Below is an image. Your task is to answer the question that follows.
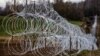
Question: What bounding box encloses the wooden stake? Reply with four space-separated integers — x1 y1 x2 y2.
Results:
45 38 46 47
69 36 72 56
14 0 16 12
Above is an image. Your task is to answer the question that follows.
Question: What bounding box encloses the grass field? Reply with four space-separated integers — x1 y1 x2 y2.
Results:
0 16 82 36
1 16 100 56
0 16 10 36
0 16 7 36
69 20 82 26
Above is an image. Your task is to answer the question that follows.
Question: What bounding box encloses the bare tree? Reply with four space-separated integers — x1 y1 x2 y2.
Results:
84 0 100 16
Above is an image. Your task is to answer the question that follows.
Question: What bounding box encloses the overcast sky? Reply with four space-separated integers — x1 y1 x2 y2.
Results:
0 0 84 8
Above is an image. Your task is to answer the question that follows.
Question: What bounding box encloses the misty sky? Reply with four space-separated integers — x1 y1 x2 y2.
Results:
0 0 84 8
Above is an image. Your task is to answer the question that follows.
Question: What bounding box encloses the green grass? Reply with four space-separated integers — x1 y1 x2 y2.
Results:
0 16 100 56
0 16 28 36
77 50 100 56
0 16 82 36
0 16 8 36
69 20 82 26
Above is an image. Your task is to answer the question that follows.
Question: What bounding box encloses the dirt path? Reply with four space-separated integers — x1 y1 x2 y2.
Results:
0 36 11 43
0 36 10 39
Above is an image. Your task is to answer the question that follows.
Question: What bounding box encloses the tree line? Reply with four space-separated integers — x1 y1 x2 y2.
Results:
53 0 100 21
0 0 100 21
